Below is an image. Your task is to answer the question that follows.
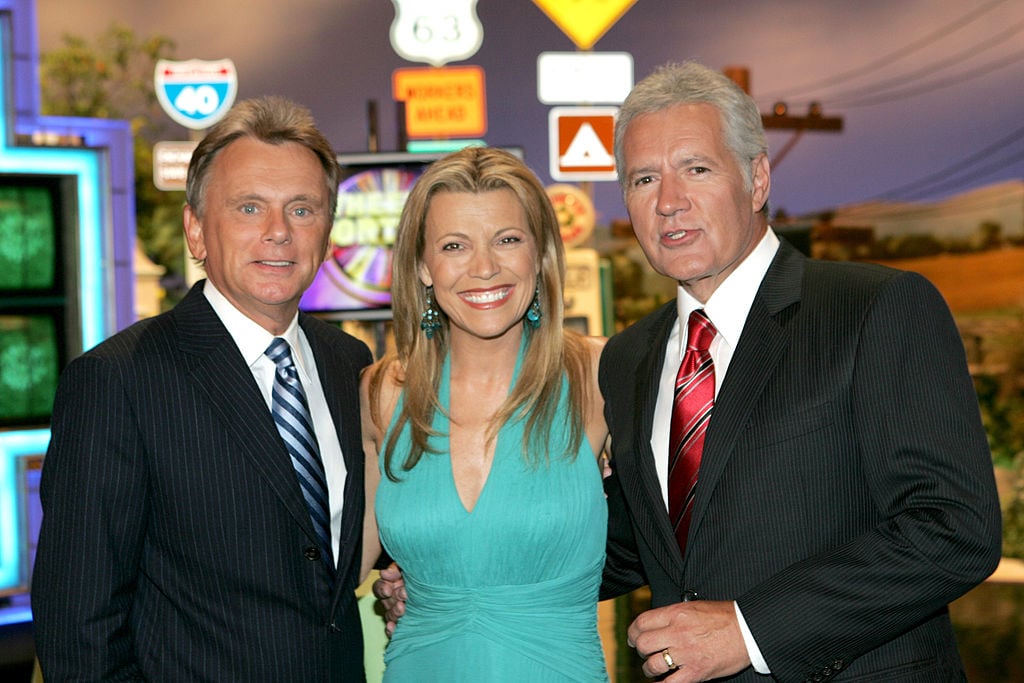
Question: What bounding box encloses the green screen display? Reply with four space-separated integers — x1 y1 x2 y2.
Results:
0 314 60 425
0 185 58 291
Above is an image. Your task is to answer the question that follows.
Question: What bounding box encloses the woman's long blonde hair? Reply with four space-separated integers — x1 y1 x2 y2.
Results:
369 147 592 480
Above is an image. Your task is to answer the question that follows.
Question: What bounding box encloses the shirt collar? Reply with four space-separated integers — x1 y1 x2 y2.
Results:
675 227 780 352
201 280 307 373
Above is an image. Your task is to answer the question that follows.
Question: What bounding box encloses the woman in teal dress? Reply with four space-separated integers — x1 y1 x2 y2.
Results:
360 147 610 681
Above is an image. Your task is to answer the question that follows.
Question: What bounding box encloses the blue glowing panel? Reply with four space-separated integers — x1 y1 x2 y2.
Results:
0 25 106 351
0 429 48 595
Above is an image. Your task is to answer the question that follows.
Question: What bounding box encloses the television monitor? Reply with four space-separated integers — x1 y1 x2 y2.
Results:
0 173 78 427
0 311 64 427
0 175 67 294
300 148 523 320
300 151 446 320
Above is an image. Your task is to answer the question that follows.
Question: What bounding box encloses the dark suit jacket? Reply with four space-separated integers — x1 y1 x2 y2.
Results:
600 240 1002 682
32 281 373 682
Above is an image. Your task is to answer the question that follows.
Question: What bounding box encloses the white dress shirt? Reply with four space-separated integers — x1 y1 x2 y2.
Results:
203 281 347 563
649 228 780 675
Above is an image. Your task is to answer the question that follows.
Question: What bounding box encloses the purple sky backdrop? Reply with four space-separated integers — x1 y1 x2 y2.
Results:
35 0 1024 227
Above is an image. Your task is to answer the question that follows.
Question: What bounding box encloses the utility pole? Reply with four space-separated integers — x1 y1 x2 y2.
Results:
724 66 843 166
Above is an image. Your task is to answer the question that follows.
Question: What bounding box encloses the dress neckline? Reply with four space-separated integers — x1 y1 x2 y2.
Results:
437 342 525 515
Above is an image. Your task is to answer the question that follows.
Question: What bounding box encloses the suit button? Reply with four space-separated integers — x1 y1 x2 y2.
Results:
832 659 844 670
304 546 321 561
681 590 699 602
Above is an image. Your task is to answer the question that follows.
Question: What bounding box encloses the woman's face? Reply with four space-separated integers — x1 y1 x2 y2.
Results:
418 189 539 342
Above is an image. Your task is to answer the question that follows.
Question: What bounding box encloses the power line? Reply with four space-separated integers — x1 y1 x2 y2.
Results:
891 147 1024 201
829 46 1024 108
756 0 1010 102
787 17 1024 109
873 122 1024 200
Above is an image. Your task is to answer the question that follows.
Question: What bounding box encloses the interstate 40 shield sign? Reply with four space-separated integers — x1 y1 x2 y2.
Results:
155 59 238 130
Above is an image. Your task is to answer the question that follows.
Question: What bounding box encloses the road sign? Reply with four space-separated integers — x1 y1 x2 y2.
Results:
155 59 237 130
549 107 617 182
547 183 596 247
532 0 638 50
390 0 483 67
537 52 633 105
393 66 487 139
153 140 198 191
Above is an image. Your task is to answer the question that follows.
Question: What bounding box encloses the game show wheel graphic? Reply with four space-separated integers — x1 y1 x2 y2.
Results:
322 166 424 307
322 243 393 306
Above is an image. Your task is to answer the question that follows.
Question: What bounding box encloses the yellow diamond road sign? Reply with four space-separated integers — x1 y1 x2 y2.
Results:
532 0 638 50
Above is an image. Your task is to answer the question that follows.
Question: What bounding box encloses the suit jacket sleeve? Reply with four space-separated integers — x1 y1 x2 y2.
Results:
32 352 148 681
737 270 1002 680
600 467 647 600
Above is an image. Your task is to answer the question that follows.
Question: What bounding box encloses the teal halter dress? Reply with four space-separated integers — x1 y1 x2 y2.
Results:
375 353 608 682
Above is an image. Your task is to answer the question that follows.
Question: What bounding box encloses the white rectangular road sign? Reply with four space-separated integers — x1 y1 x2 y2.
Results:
153 140 198 191
537 52 633 104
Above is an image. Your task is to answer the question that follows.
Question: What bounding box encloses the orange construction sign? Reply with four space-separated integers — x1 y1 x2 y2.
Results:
392 66 487 139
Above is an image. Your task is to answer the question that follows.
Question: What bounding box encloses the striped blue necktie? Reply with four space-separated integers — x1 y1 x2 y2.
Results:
265 337 334 574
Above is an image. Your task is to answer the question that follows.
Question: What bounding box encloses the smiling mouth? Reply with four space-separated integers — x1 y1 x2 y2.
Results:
665 229 692 240
257 260 294 267
663 226 704 243
460 287 511 304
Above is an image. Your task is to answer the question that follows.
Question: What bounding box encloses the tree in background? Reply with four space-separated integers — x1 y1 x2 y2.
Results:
975 311 1024 559
41 23 188 306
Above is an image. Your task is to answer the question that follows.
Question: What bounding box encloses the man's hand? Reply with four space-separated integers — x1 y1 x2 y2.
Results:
372 563 406 637
627 600 750 681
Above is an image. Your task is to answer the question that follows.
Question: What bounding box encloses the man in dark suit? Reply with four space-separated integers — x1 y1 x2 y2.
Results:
599 61 1003 682
32 96 372 681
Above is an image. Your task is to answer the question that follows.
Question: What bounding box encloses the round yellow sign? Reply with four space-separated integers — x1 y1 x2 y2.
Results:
546 183 596 248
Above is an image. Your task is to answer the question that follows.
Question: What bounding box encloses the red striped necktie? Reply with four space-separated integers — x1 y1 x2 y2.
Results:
668 309 717 556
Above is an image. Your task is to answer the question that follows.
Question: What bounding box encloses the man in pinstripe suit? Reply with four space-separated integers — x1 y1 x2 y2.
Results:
32 97 372 681
599 62 1003 682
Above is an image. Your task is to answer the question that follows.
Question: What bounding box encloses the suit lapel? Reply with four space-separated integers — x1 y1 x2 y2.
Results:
301 316 364 599
619 303 688 582
174 284 318 545
685 242 804 562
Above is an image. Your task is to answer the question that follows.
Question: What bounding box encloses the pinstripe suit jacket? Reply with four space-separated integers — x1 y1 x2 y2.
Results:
32 281 372 682
600 240 1002 682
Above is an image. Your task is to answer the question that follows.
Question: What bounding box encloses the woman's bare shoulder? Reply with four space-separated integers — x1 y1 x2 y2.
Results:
361 357 405 431
361 356 404 387
583 335 607 365
579 335 609 459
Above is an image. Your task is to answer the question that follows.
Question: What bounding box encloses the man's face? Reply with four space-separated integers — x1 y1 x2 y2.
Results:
621 102 770 303
184 137 331 334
